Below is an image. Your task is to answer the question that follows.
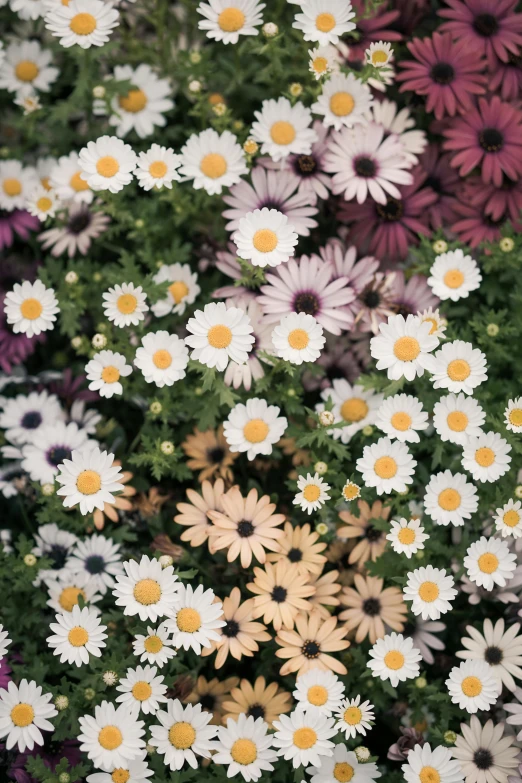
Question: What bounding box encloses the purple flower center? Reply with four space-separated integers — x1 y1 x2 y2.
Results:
294 291 320 316
354 156 377 178
294 154 317 177
362 289 381 308
376 198 404 222
484 645 503 664
48 544 69 568
302 640 320 658
473 749 493 770
46 445 72 467
425 175 442 193
362 597 381 616
271 586 287 603
68 210 92 235
21 411 42 429
473 13 499 37
85 555 105 574
237 520 254 537
207 446 225 464
365 525 383 542
430 62 455 84
259 198 283 211
287 547 302 562
222 619 240 637
479 128 504 152
247 704 265 719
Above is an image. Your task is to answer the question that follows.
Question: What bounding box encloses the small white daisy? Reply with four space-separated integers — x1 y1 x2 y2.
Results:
116 665 168 716
46 571 102 614
505 397 522 433
85 350 132 399
113 555 180 623
49 151 93 204
77 700 146 772
197 0 265 45
179 128 248 195
386 518 428 559
108 64 173 139
427 249 482 302
212 713 278 782
26 186 60 221
185 301 254 371
293 0 356 46
317 380 383 444
3 279 59 338
367 632 422 687
423 470 479 527
311 72 373 131
0 391 63 445
223 397 288 460
293 472 331 515
66 534 124 594
356 437 416 495
251 98 317 162
165 583 225 654
102 282 149 328
446 660 500 714
417 306 447 339
334 696 374 739
47 604 107 667
0 40 58 97
79 136 137 193
86 754 153 783
403 566 458 621
402 742 466 783
149 700 217 770
0 160 38 211
132 625 176 667
0 679 57 752
461 431 512 483
55 447 124 515
134 331 189 387
370 314 439 382
272 708 336 769
307 743 382 783
375 394 428 443
151 264 200 317
0 625 11 659
366 41 394 68
425 340 487 395
234 208 298 268
433 393 486 446
464 535 517 591
45 0 120 49
494 499 522 538
272 312 325 364
135 144 181 191
308 46 340 79
293 670 345 716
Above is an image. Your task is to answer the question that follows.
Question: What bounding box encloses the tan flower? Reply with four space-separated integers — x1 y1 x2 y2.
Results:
151 534 184 561
174 478 227 548
307 569 342 619
275 612 350 676
246 561 315 631
135 486 171 518
339 573 408 644
183 675 239 725
336 499 390 566
93 465 136 530
182 425 237 482
222 677 292 728
267 522 327 576
201 587 271 668
208 486 285 568
326 539 359 586
278 436 312 467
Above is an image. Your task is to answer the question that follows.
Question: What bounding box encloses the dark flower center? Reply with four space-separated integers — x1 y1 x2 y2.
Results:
200 693 215 710
362 597 381 616
365 524 383 542
362 289 381 308
287 547 303 563
302 640 320 658
260 199 282 211
354 156 377 177
84 554 105 574
48 544 69 569
473 748 493 770
507 50 522 67
222 619 240 637
237 520 254 538
295 154 317 176
484 645 503 665
473 13 499 37
425 175 442 193
271 586 288 603
294 292 320 316
21 411 42 429
479 128 504 152
46 446 72 467
430 62 455 84
376 198 404 221
68 210 92 234
207 446 225 464
395 304 412 317
247 704 265 720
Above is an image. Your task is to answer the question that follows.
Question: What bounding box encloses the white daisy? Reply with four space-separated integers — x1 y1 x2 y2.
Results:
307 743 381 783
403 566 457 621
308 46 340 79
85 350 132 399
212 714 278 782
386 518 428 559
234 208 298 268
165 583 225 654
31 523 79 585
293 472 331 514
45 0 120 49
494 499 522 538
317 380 383 444
0 626 11 659
427 249 482 302
505 397 522 433
223 397 288 460
0 160 38 211
3 279 59 339
134 331 189 387
251 98 317 162
26 186 60 221
79 136 137 193
367 632 422 687
132 625 176 667
402 742 465 783
86 754 153 783
0 40 58 97
148 700 217 770
293 0 355 46
197 0 265 45
49 151 93 204
370 99 427 164
46 571 102 614
272 312 325 364
356 437 416 495
425 340 487 395
179 128 248 195
446 660 500 714
185 301 254 371
151 264 200 317
135 144 181 191
107 64 173 139
0 679 57 752
417 306 447 339
464 536 517 591
113 554 180 623
21 420 90 484
375 394 428 443
65 534 124 594
46 604 107 667
0 391 63 445
293 670 345 716
461 431 512 483
311 72 373 131
10 0 46 21
78 700 146 772
55 447 124 515
334 696 374 739
423 470 479 527
370 314 439 382
272 708 336 769
433 393 486 446
366 41 394 68
102 282 148 328
116 665 167 716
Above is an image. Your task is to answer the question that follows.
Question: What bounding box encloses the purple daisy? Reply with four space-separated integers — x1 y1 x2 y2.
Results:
39 204 110 257
418 144 461 230
318 238 380 324
397 32 486 120
222 166 318 237
213 242 250 299
466 174 522 223
44 368 99 404
488 52 522 101
390 271 439 318
450 198 510 247
443 96 522 186
0 210 39 251
394 0 431 36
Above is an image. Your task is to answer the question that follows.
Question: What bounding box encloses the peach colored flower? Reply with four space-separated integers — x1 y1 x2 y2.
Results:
246 560 315 631
174 478 227 548
275 612 350 676
93 466 136 530
336 499 390 566
307 569 342 619
339 573 408 644
267 521 327 576
182 425 237 482
202 587 271 668
184 675 239 725
222 676 292 727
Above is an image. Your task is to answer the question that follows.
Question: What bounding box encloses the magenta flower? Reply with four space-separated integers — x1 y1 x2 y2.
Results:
418 144 461 230
467 174 522 223
443 97 522 186
450 199 511 247
213 242 250 300
390 271 439 318
0 210 39 251
488 53 522 101
397 32 486 119
318 238 379 324
439 0 522 69
44 368 99 404
393 0 431 36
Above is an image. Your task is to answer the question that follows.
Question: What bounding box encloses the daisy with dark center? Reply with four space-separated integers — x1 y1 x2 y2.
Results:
181 427 237 483
488 49 522 101
354 271 398 335
184 675 240 725
307 570 342 619
418 144 461 230
175 478 226 549
222 677 292 727
39 203 110 258
336 499 390 567
267 522 327 576
467 173 522 224
457 618 522 692
246 561 315 631
339 574 408 643
450 198 511 247
452 715 519 783
21 420 90 484
65 534 123 595
275 612 350 676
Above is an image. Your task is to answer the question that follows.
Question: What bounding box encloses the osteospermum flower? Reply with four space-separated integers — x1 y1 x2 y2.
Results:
427 249 482 301
174 478 227 547
213 713 278 782
452 714 520 783
461 431 512 483
233 208 298 268
102 282 148 328
293 472 331 514
433 393 486 445
402 742 466 783
505 397 522 432
356 437 416 495
179 128 248 195
0 390 63 446
386 518 428 559
292 0 356 46
46 604 107 667
77 700 145 772
185 301 254 372
307 743 382 783
0 679 57 752
494 499 522 538
134 331 189 387
132 625 176 667
20 420 90 485
456 618 522 693
116 665 168 716
251 98 317 162
107 64 173 139
38 203 110 257
275 613 350 676
44 0 120 49
272 312 325 365
370 314 439 382
0 40 58 97
113 554 180 623
463 536 517 591
423 470 479 527
85 350 132 399
268 521 327 577
3 279 59 338
55 447 124 515
339 573 407 644
335 696 375 740
221 677 291 728
446 660 500 714
202 587 270 668
149 699 217 770
65 534 124 594
79 136 137 193
151 263 200 317
312 72 373 131
272 708 336 769
375 394 428 444
425 340 487 395
197 0 265 44
135 145 181 191
403 566 458 621
223 398 287 461
367 632 422 687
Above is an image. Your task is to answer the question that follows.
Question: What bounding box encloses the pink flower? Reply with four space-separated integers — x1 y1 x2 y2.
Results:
450 199 510 247
418 144 461 230
318 238 380 325
0 210 39 251
390 271 439 318
487 54 522 101
466 174 522 223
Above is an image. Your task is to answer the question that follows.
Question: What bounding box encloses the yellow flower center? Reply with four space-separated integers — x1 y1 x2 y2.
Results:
252 228 278 253
132 681 152 701
438 488 461 511
374 456 397 479
3 178 22 197
112 770 130 783
390 412 412 431
334 762 354 783
101 365 120 384
20 298 43 320
423 317 439 335
243 419 269 443
341 397 368 422
447 411 468 431
293 727 317 749
209 92 224 105
398 527 415 545
168 281 189 303
149 160 168 179
343 483 359 500
419 767 441 783
288 328 309 350
133 579 161 605
509 408 522 426
76 469 102 495
169 721 196 749
176 607 201 633
70 171 89 192
144 635 163 653
307 685 328 706
371 50 388 65
393 336 420 362
207 324 232 348
270 121 296 146
68 626 89 647
98 725 123 750
478 553 499 574
330 91 355 117
503 510 520 528
59 586 86 612
116 293 137 314
418 581 440 602
96 156 120 179
70 12 97 35
461 676 482 697
153 349 172 369
313 56 328 73
443 269 465 289
218 7 245 32
15 60 39 82
447 359 470 382
119 89 147 113
303 484 321 503
11 703 35 727
36 196 53 212
41 177 51 190
315 12 336 32
343 706 362 725
200 153 227 179
475 447 495 467
384 650 405 670
231 738 258 765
